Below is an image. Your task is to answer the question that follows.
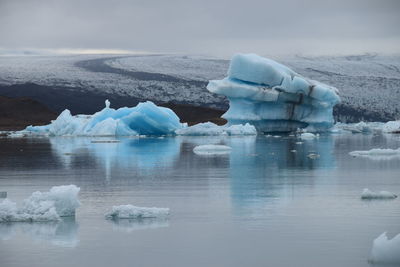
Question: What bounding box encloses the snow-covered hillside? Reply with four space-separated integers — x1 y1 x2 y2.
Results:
0 54 399 121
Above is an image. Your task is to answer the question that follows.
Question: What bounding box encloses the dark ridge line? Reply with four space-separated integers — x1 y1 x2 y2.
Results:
75 56 208 87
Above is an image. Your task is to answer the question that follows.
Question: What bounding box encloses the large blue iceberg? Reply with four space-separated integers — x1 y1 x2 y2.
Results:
24 100 185 136
207 54 341 132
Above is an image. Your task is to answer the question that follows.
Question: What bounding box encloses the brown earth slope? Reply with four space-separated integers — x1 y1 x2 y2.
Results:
0 96 57 131
0 94 226 131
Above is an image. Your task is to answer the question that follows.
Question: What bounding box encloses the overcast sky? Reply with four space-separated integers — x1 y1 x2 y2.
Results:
0 0 399 57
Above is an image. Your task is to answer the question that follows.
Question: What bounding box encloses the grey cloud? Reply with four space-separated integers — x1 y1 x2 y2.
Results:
0 0 399 56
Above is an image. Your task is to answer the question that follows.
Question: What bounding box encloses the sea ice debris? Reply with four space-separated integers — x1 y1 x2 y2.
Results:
349 148 400 160
382 120 400 133
370 232 400 264
300 132 316 139
361 188 397 200
175 122 256 136
105 204 170 219
0 185 80 222
193 144 232 155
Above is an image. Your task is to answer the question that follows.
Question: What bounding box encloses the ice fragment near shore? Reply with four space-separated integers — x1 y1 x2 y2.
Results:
0 185 80 222
207 54 340 132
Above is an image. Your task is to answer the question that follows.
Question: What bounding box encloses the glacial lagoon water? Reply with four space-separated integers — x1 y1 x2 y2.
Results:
0 133 399 267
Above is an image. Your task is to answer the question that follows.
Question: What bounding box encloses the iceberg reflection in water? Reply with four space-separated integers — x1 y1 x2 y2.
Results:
0 133 399 267
108 218 169 233
226 135 336 220
0 217 79 247
48 136 181 180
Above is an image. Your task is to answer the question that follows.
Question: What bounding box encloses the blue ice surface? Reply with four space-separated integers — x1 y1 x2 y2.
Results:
24 100 185 136
208 53 341 133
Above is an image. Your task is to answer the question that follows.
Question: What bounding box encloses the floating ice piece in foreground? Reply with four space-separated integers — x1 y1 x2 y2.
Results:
361 189 397 200
207 54 340 132
370 232 400 264
175 122 256 136
349 148 400 160
0 185 80 222
105 205 169 219
300 132 317 140
23 100 184 136
193 144 232 155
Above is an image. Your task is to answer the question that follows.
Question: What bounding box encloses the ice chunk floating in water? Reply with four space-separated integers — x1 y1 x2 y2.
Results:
349 148 400 160
193 145 232 156
382 120 400 133
175 122 256 136
0 185 80 222
105 205 169 219
23 100 184 136
370 232 400 264
361 189 397 200
207 54 340 132
300 132 317 140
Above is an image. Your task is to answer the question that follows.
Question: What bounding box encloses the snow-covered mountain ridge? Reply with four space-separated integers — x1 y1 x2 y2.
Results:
0 54 398 122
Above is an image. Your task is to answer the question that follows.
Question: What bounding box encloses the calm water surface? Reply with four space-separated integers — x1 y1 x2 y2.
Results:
0 133 399 267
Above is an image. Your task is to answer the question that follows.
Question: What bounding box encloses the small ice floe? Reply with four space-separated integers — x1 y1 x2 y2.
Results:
90 140 120 143
7 132 25 138
369 232 400 265
382 120 400 133
300 132 317 140
296 141 303 145
290 150 297 153
193 144 232 156
349 148 400 160
307 153 320 159
105 204 169 220
361 188 397 200
175 122 256 136
0 185 80 222
335 121 372 133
